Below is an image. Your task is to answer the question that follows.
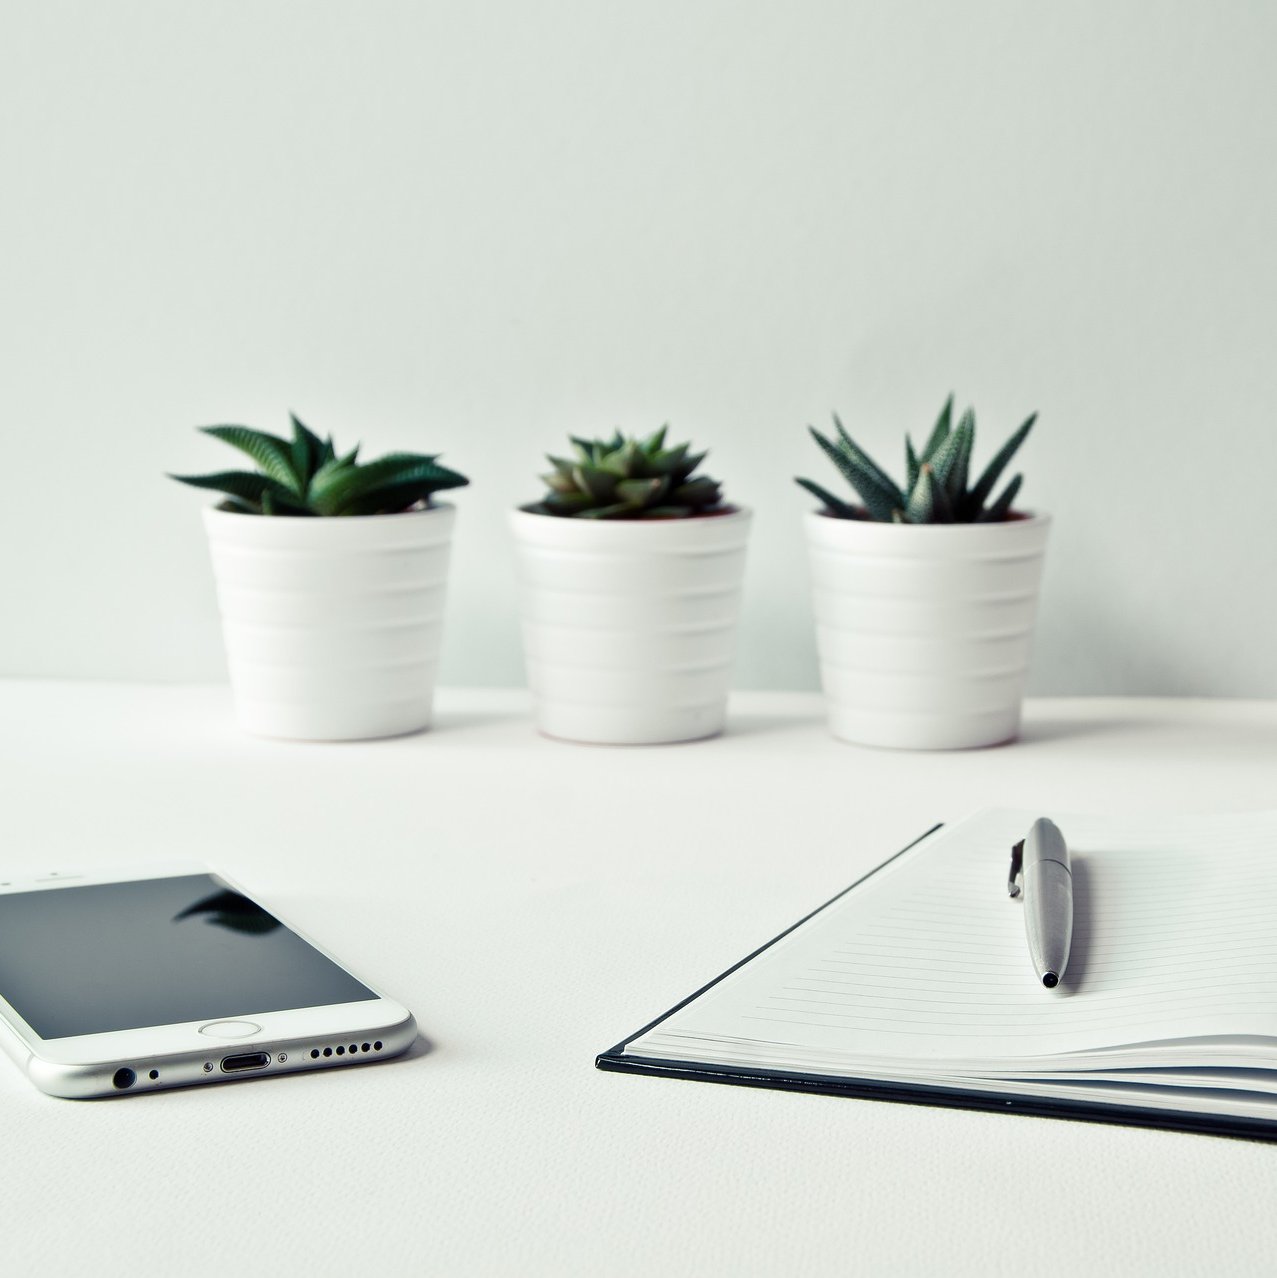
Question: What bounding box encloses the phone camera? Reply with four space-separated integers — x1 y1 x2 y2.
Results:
112 1068 136 1090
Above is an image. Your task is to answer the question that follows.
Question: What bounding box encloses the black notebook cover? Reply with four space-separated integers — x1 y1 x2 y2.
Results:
596 825 1277 1143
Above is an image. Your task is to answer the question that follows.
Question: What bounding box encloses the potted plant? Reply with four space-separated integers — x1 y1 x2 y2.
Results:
796 397 1047 749
510 428 750 744
171 415 469 741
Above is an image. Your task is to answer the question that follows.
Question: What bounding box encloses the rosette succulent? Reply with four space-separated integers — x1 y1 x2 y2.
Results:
796 396 1036 523
169 414 469 516
526 427 727 519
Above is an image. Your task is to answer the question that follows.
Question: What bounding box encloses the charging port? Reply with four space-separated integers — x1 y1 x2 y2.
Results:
220 1052 270 1073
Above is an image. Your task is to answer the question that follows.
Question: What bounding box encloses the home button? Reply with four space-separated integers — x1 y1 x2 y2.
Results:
199 1020 262 1039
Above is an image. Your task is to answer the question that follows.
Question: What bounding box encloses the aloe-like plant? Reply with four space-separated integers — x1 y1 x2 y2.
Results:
796 396 1036 523
169 414 469 516
527 427 727 519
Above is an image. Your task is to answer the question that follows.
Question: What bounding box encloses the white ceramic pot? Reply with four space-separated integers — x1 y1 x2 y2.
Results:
805 512 1050 749
202 504 455 740
510 507 752 744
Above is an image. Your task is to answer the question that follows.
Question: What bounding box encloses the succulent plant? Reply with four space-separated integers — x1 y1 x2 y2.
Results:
170 415 469 516
796 396 1036 523
527 427 727 519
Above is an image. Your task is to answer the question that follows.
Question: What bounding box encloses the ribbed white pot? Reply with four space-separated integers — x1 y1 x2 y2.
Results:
806 511 1051 750
202 504 455 741
510 507 752 744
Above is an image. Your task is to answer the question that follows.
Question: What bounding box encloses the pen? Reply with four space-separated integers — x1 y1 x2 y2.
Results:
1008 817 1073 989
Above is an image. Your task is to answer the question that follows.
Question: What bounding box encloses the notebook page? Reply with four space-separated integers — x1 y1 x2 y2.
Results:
629 809 1277 1073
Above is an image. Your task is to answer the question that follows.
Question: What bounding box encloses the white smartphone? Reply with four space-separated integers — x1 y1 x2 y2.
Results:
0 863 416 1098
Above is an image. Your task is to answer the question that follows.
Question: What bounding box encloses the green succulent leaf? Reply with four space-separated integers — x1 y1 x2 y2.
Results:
904 464 937 523
571 463 619 504
289 413 326 492
930 472 954 521
831 415 907 509
669 477 720 506
616 476 669 507
310 454 463 516
673 450 705 481
341 471 468 515
978 472 1023 522
795 476 860 518
808 426 900 522
649 444 691 478
541 491 598 515
928 410 973 500
808 397 1036 524
168 469 308 513
171 417 468 517
919 395 954 464
905 464 952 523
598 440 641 478
200 426 301 494
541 466 579 495
528 428 725 519
576 501 643 519
949 409 974 501
968 413 1036 516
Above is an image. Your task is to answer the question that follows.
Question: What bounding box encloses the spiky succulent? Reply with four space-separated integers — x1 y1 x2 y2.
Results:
527 427 726 519
170 414 469 516
796 396 1036 523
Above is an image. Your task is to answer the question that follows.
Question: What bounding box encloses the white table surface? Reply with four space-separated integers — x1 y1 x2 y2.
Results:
3 683 1276 1277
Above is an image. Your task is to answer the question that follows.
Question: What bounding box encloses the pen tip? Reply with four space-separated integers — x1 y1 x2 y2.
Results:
1042 972 1059 989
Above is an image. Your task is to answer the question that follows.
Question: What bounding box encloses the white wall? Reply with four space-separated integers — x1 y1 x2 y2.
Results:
3 1 1275 695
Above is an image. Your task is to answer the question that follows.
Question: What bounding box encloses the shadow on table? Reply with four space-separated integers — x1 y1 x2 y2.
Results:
401 1033 436 1062
1016 715 1147 746
722 711 1147 748
720 711 824 740
429 707 530 737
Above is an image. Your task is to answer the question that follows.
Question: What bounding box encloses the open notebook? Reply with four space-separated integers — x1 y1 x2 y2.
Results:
598 809 1277 1140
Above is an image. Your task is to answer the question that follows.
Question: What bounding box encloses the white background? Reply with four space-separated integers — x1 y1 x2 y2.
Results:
3 1 1275 695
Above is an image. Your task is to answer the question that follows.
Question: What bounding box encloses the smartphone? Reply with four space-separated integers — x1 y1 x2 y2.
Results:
0 864 416 1098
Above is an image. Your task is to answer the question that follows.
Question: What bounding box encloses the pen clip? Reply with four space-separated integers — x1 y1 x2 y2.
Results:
1008 840 1024 898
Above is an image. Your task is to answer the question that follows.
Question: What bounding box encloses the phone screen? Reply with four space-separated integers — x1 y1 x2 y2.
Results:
0 874 377 1038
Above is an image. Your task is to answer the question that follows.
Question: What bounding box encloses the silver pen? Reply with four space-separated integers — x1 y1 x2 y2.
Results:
1008 817 1073 989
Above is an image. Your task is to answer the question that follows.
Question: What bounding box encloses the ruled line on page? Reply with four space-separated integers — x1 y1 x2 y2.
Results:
628 809 1277 1066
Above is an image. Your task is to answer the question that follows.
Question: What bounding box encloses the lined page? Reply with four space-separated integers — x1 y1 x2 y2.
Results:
629 810 1277 1073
